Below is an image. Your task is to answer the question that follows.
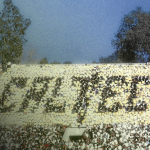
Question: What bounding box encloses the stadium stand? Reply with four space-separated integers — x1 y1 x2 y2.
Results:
1 63 150 149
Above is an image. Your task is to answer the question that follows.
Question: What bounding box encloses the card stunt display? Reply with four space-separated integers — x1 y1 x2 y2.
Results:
0 63 150 127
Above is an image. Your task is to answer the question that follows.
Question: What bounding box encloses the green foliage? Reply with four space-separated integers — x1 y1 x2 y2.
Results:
0 0 31 65
111 7 150 63
92 61 97 64
39 57 48 64
63 61 72 64
99 51 118 63
50 61 61 64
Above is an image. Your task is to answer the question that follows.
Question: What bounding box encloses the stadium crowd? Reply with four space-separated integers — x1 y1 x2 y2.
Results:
1 122 150 150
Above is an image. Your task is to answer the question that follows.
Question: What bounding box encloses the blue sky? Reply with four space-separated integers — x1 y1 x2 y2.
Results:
1 0 150 64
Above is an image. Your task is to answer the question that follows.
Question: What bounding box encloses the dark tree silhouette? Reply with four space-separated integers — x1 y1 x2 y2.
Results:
99 51 118 63
39 57 48 64
0 0 31 71
111 7 150 63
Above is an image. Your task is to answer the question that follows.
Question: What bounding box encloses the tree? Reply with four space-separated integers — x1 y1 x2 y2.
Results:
111 7 150 63
0 0 31 69
19 45 41 64
63 61 72 64
92 61 97 64
99 51 118 63
39 57 48 64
